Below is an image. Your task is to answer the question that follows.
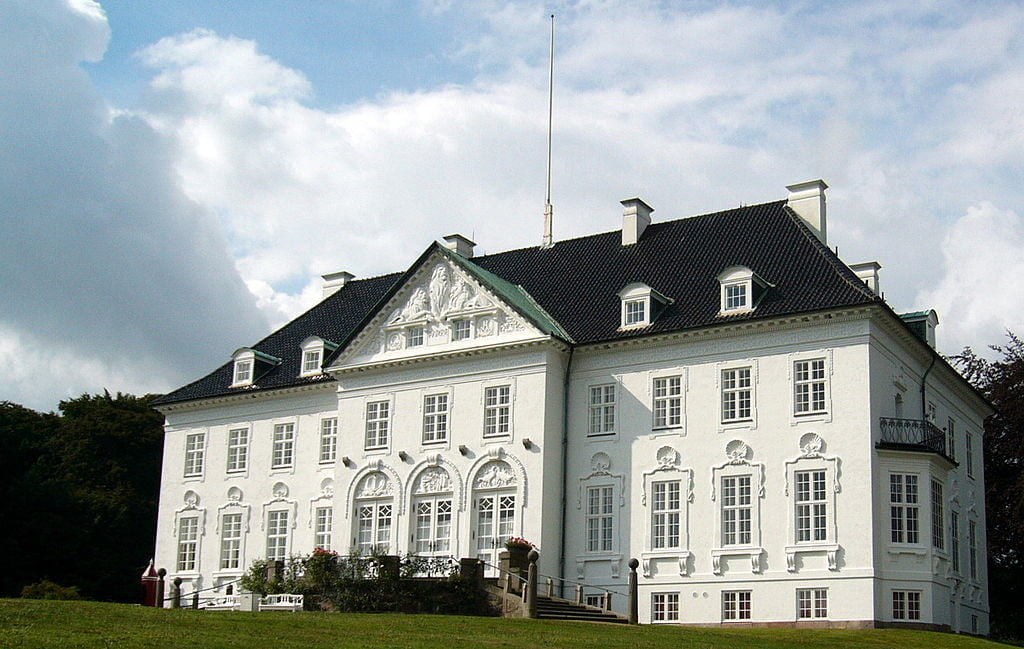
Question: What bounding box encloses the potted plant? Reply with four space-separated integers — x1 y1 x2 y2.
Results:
504 537 534 570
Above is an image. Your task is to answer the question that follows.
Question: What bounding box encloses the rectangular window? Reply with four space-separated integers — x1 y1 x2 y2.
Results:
220 513 242 570
184 432 205 477
651 480 681 549
722 475 752 546
483 386 511 437
272 423 295 469
423 394 449 443
452 319 471 341
797 588 828 619
652 593 680 621
365 401 390 449
721 367 752 422
408 326 424 347
965 432 974 478
588 384 616 436
969 520 978 580
226 428 248 473
315 506 333 551
890 473 920 544
177 517 198 571
652 376 682 428
266 510 289 561
724 283 748 311
946 418 956 460
722 591 751 620
302 349 321 374
795 470 827 542
234 359 252 384
794 359 827 414
585 594 604 608
951 511 961 573
892 591 921 620
931 479 944 550
358 502 393 553
319 418 337 463
624 299 646 326
586 486 614 553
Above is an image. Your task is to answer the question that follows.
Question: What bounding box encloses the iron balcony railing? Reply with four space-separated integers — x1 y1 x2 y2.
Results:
877 417 947 457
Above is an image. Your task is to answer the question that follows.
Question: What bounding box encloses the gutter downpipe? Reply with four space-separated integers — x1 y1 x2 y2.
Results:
921 353 937 424
558 346 574 599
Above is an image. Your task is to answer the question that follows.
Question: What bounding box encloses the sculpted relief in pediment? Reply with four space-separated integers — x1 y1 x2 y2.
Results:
390 264 494 326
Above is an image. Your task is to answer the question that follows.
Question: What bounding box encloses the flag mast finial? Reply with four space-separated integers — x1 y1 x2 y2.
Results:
542 13 555 248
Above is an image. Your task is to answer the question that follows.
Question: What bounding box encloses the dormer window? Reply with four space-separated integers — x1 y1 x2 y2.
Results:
299 336 338 378
618 282 671 330
408 326 424 347
717 266 770 315
230 347 281 388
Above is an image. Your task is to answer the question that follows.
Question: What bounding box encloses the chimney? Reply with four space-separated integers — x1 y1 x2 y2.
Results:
321 271 354 299
900 310 939 349
850 261 881 295
786 179 828 243
621 198 654 245
442 234 476 258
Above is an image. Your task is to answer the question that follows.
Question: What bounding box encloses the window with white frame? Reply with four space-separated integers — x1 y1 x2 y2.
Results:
930 479 944 550
890 473 920 544
408 326 424 347
483 385 511 437
588 384 615 436
226 428 248 473
721 367 752 423
233 359 253 385
966 432 974 478
452 319 471 341
951 511 961 573
177 516 199 571
794 358 827 415
926 402 936 423
357 500 392 553
946 418 956 460
624 299 646 326
618 283 669 329
365 401 390 449
652 375 682 428
271 423 295 469
423 394 449 444
892 591 921 620
797 588 828 619
651 480 681 549
722 475 752 546
319 418 337 463
969 520 978 580
722 591 751 620
795 470 827 542
266 510 289 561
184 432 205 477
724 283 748 311
652 593 680 621
315 506 333 551
585 593 604 608
586 485 614 553
220 512 243 570
302 349 322 375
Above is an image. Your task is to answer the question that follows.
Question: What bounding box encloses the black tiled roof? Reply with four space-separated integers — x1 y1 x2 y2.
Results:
154 200 878 406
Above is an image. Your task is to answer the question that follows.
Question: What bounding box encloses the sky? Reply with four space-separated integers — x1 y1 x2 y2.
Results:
2 0 1023 413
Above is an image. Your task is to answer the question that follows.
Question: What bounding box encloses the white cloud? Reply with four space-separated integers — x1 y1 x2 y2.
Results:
916 203 1024 355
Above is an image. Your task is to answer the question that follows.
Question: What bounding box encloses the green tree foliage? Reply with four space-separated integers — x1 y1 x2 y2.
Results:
950 332 1024 641
0 392 164 602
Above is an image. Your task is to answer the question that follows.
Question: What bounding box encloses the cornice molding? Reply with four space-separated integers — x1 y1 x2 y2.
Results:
155 381 335 415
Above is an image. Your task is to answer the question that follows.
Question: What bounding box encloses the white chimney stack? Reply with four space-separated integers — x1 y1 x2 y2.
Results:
786 179 828 243
621 198 654 245
321 271 354 299
850 261 881 295
442 234 476 258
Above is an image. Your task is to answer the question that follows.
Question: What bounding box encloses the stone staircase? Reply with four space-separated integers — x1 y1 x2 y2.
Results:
534 594 628 623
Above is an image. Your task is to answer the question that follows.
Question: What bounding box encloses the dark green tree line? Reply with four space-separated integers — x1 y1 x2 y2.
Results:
0 392 163 601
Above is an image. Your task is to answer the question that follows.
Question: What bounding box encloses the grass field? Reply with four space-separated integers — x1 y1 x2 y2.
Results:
0 599 1013 649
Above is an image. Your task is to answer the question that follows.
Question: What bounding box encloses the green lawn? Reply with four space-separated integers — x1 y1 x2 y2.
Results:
0 599 1012 649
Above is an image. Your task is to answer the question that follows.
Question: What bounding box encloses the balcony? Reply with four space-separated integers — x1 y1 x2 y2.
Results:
877 417 949 459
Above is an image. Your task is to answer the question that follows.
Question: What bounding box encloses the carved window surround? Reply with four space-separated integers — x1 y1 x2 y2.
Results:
710 440 766 575
640 446 694 577
783 433 842 572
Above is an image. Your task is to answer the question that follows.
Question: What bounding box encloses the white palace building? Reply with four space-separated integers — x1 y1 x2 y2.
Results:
152 180 990 631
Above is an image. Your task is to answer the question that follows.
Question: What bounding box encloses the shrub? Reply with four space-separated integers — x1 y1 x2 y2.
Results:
20 579 84 601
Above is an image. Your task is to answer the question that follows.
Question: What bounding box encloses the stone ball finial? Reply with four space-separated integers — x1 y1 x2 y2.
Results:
157 568 166 578
528 549 540 562
173 577 182 586
628 558 639 570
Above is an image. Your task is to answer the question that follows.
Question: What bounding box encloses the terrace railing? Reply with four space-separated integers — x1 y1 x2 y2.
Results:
877 417 948 457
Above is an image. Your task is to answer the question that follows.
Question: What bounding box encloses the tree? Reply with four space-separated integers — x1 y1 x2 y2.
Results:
950 332 1024 640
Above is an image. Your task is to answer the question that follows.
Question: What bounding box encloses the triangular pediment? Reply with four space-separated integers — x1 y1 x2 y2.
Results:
328 248 559 369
